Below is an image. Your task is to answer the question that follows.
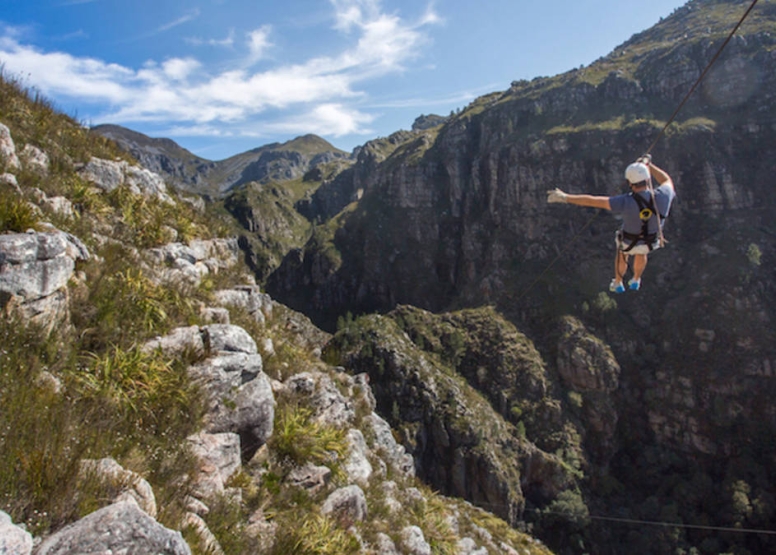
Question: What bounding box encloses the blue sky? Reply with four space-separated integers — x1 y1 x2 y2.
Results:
1 0 688 160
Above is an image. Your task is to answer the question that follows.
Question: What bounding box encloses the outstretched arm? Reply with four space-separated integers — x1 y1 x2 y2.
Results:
547 188 611 210
566 193 611 210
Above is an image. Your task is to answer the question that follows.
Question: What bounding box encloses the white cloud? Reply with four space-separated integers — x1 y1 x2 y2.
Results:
161 58 201 81
157 9 201 33
0 40 132 102
247 25 272 63
0 0 439 140
266 103 374 136
327 0 436 77
186 29 235 48
163 123 234 137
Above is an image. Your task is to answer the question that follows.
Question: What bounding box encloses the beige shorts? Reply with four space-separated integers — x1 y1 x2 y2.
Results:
615 230 659 255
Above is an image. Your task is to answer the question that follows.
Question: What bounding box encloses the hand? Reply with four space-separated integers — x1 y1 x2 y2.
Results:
637 154 652 166
547 188 568 204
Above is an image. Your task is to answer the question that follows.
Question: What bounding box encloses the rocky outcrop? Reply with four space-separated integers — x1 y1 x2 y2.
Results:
34 501 191 555
321 485 368 524
0 230 89 333
186 431 242 498
144 238 240 286
78 157 172 202
20 145 49 175
191 351 274 459
412 113 448 131
0 511 32 555
213 285 273 326
79 458 158 518
556 316 620 462
0 123 20 170
400 525 432 555
324 312 581 527
143 324 275 460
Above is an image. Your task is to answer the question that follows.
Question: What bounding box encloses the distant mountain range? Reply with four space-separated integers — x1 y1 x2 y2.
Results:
92 124 350 198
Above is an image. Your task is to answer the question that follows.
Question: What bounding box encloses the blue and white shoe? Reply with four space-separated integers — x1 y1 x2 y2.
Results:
609 280 625 294
628 278 641 291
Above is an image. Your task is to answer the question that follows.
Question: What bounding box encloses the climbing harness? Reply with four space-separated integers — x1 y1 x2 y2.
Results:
613 189 668 281
619 192 664 253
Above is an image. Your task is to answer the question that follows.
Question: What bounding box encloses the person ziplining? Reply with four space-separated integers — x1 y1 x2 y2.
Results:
546 156 676 293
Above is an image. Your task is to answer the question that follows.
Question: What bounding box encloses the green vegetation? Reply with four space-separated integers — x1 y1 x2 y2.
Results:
269 405 349 470
274 134 347 158
222 179 320 281
0 193 39 232
270 513 360 555
0 70 216 538
747 243 762 267
71 247 201 351
381 128 441 169
0 70 128 166
0 316 203 536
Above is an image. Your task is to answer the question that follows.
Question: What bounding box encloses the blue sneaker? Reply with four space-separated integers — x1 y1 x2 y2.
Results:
609 280 625 294
628 278 641 291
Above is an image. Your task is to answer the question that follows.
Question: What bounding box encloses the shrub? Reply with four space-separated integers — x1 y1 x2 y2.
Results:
70 346 201 441
543 489 590 530
747 243 762 267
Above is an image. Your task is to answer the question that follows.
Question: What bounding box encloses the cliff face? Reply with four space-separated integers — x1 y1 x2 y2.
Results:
270 26 776 326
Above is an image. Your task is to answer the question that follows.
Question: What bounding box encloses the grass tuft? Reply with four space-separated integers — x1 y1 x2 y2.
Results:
269 404 349 469
0 195 39 232
271 512 361 555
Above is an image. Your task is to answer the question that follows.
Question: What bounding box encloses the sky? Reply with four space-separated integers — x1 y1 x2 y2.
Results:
0 0 689 161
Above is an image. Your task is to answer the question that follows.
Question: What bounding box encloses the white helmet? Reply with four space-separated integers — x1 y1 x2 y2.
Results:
625 162 650 184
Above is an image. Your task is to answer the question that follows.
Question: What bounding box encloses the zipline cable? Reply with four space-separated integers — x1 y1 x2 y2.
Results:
514 0 760 305
586 514 776 535
643 0 760 156
476 502 776 537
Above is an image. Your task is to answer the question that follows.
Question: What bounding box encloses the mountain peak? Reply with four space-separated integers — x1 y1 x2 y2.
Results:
274 134 347 156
